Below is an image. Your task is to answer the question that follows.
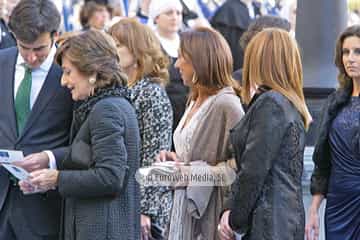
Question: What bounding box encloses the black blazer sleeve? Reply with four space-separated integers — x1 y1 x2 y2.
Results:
228 97 289 234
310 96 333 196
58 99 129 198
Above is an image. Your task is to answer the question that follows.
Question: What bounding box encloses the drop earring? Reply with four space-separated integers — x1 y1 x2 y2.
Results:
89 75 96 96
192 73 198 84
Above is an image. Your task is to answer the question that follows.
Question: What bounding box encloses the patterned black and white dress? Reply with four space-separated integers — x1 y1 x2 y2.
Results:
130 78 173 230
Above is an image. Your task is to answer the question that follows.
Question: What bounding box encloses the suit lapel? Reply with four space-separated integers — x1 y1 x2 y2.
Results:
1 48 18 140
17 64 62 141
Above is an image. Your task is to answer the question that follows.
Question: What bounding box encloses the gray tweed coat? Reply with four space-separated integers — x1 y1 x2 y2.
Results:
56 90 141 240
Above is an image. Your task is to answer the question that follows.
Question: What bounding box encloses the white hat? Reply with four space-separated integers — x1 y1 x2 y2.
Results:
148 0 183 24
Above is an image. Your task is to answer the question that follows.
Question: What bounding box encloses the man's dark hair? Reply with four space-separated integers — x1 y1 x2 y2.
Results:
233 15 291 85
240 15 291 50
8 0 60 43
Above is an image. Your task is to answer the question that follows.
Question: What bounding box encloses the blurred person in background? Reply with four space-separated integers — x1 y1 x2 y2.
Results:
181 0 211 28
159 27 244 240
0 0 19 23
262 0 281 16
109 18 173 240
148 0 182 58
131 0 210 27
348 0 360 26
0 0 18 49
148 0 189 143
196 0 225 19
131 0 152 23
107 0 129 16
232 15 291 85
278 0 296 36
210 0 251 70
79 0 110 30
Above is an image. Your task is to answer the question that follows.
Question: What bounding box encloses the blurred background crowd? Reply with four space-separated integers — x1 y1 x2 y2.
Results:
0 0 295 31
1 0 359 44
1 0 359 34
0 0 358 44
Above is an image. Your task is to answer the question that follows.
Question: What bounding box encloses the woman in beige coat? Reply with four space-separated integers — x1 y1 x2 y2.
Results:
158 27 244 240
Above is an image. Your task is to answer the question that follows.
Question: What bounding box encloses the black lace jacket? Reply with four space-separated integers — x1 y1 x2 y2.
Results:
228 90 306 240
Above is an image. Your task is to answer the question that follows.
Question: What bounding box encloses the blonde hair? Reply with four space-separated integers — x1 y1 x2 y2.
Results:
108 18 169 87
242 28 312 129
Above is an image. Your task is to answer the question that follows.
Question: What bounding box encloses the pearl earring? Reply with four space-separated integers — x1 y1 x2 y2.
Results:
89 76 96 85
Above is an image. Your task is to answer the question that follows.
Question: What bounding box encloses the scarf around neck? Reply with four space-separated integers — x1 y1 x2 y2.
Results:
70 85 131 140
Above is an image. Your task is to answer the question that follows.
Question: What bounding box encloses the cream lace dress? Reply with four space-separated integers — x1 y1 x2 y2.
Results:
168 96 214 240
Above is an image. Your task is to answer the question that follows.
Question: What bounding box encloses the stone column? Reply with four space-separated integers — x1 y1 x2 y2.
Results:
296 2 347 240
296 0 347 145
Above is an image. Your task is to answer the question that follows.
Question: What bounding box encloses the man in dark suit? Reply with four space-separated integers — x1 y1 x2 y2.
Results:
0 0 72 239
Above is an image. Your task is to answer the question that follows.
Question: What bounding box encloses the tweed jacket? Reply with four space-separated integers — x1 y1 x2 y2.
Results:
57 89 141 240
228 90 306 240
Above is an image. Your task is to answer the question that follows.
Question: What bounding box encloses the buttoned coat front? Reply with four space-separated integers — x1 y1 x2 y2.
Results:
56 94 141 240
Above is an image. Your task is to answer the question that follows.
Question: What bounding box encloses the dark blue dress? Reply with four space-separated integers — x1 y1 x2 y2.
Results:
326 97 360 239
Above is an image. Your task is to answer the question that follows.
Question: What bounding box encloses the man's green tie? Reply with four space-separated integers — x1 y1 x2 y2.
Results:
15 66 32 135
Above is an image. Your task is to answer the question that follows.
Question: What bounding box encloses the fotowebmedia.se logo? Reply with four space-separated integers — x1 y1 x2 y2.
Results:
135 161 237 187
